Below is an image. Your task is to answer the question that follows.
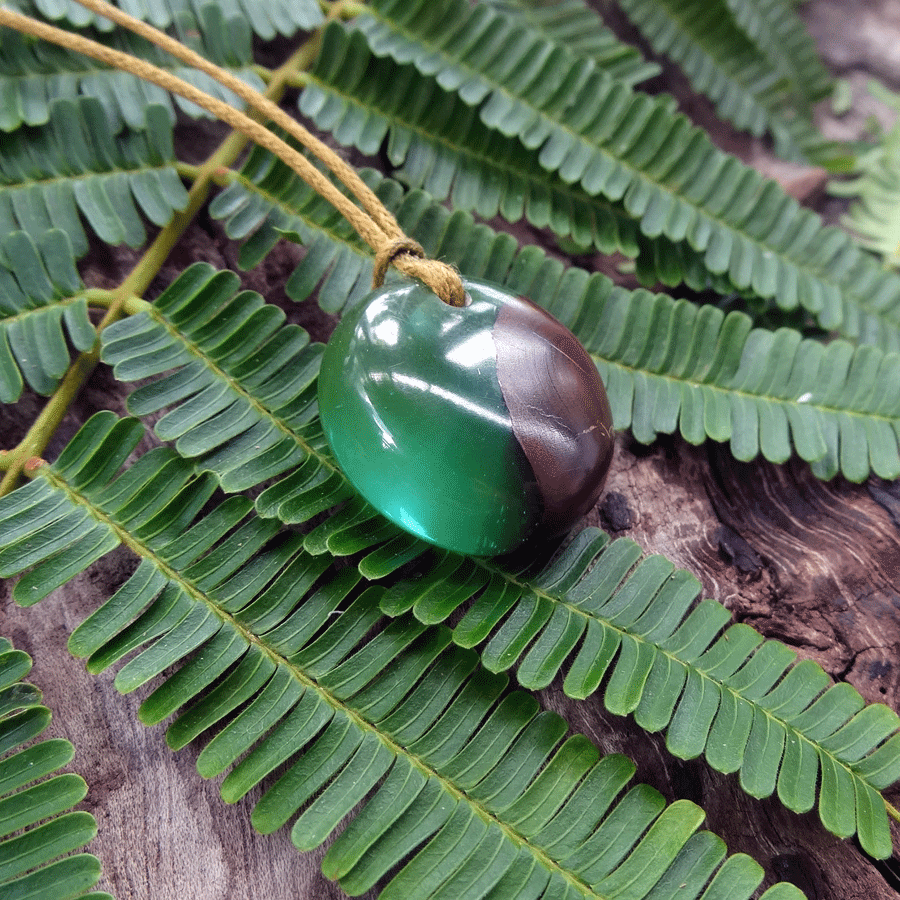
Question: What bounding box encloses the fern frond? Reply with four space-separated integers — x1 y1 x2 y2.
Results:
0 636 109 899
380 527 900 860
721 0 833 105
0 229 94 402
614 0 848 170
829 83 900 266
0 416 805 900
0 96 188 257
352 0 900 349
92 261 900 851
300 24 738 294
208 157 900 482
99 262 428 577
480 0 660 86
8 0 323 39
0 5 265 132
505 264 900 483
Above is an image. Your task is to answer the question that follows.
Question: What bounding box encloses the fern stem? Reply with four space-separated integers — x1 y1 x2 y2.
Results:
173 161 205 182
333 0 367 18
251 64 274 83
82 288 119 309
0 38 318 497
284 72 312 89
0 347 103 494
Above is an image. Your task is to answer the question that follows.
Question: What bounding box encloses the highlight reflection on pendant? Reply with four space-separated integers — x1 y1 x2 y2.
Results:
318 278 615 556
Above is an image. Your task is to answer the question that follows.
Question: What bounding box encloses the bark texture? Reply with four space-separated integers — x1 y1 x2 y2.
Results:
3 1 900 899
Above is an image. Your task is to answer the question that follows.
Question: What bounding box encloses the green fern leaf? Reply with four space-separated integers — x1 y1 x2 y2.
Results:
208 156 900 482
99 262 428 576
100 269 331 490
0 636 109 899
526 272 900 482
614 0 848 170
0 416 805 900
829 83 900 266
721 0 832 105
0 5 265 132
299 24 743 295
378 528 900 859
0 229 93 402
481 0 661 86
8 0 323 40
93 261 900 849
353 0 900 348
0 96 188 257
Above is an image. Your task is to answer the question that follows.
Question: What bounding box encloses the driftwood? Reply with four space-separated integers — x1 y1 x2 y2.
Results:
4 415 900 899
4 1 900 897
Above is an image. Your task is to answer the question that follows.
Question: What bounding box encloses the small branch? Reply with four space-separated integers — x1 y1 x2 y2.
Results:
173 161 203 182
284 72 311 90
82 288 119 308
887 799 900 824
334 0 366 18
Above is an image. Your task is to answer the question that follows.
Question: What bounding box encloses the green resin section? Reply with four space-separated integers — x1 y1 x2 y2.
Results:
318 280 540 556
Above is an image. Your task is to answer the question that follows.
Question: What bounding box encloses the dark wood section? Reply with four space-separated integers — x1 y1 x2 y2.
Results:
495 296 614 534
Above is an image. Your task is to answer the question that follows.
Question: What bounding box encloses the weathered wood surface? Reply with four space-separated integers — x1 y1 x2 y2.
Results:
4 1 900 898
4 421 900 899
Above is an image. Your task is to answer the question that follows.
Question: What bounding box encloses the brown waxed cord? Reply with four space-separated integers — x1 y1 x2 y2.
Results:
64 0 404 243
0 4 468 307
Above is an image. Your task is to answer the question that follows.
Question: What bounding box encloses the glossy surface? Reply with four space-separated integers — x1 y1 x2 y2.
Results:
318 279 613 556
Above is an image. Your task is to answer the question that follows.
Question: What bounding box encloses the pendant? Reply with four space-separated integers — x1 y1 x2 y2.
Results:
317 278 614 556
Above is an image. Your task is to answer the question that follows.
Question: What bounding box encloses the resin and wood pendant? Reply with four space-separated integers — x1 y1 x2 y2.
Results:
318 279 614 556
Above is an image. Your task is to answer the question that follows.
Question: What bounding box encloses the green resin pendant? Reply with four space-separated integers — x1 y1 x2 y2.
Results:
318 279 614 556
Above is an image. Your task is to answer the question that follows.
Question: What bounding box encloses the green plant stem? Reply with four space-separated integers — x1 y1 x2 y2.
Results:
284 72 311 89
252 64 273 83
0 37 321 497
174 160 204 182
82 288 120 308
337 0 366 17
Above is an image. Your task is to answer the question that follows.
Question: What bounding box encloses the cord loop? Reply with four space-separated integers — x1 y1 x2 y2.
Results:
372 238 425 290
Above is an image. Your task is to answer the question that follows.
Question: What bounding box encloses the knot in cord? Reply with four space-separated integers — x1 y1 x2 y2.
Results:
372 238 425 289
373 238 468 309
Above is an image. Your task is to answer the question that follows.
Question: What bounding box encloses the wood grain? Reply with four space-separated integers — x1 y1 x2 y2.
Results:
4 1 900 896
4 427 900 898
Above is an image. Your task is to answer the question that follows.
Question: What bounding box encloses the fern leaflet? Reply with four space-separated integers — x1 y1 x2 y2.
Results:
6 0 323 40
614 0 849 169
480 0 660 87
0 636 110 899
206 158 900 482
721 0 832 105
0 96 188 257
0 5 265 132
299 24 738 295
379 528 900 860
0 229 94 402
828 82 900 267
96 264 900 855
